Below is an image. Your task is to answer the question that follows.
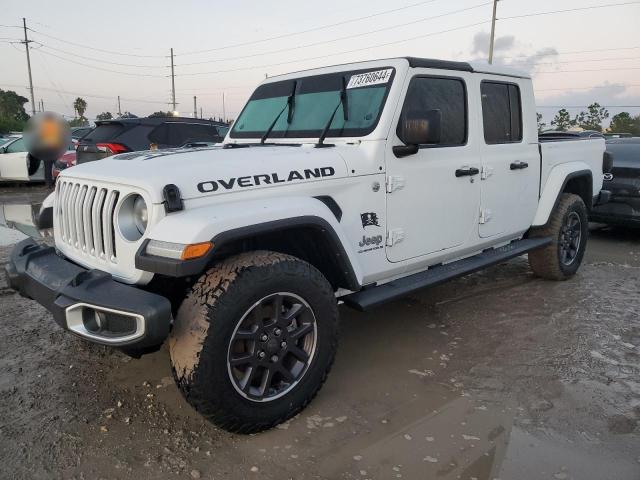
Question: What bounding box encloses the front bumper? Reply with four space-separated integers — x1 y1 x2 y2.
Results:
5 238 172 348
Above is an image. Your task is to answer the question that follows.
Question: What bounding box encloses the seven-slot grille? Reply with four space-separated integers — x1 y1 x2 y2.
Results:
56 180 120 262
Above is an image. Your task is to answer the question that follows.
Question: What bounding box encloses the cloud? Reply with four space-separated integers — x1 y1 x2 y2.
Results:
469 32 559 74
471 32 515 56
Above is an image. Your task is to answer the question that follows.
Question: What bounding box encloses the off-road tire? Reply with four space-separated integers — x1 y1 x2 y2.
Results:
528 193 588 280
169 250 339 434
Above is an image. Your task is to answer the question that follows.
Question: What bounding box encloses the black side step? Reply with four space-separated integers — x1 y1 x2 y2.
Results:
342 237 552 312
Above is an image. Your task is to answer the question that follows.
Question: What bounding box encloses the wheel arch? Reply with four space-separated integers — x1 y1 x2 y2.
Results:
209 216 360 291
137 196 362 292
532 165 593 227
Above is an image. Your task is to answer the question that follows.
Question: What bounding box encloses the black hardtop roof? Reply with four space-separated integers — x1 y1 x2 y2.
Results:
95 117 229 127
405 57 473 72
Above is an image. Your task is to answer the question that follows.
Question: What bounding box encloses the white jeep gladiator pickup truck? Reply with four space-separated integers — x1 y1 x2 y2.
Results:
6 57 610 433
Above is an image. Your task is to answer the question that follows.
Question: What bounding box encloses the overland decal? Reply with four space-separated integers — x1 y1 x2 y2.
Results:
197 166 335 193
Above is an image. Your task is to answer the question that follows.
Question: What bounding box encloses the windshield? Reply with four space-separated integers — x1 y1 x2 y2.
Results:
230 67 395 140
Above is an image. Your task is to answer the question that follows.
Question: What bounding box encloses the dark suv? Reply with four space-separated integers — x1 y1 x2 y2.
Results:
591 137 640 227
76 117 229 164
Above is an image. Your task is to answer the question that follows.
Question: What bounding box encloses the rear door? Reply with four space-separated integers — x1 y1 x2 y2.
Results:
0 137 30 181
478 80 539 238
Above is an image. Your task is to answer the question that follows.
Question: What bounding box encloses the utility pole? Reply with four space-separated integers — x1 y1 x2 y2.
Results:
222 92 226 122
193 96 197 118
117 95 122 116
170 48 176 113
200 107 203 119
40 99 44 112
21 18 36 116
488 0 498 64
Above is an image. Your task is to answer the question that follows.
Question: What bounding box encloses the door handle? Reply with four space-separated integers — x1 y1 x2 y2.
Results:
455 167 480 177
510 161 529 170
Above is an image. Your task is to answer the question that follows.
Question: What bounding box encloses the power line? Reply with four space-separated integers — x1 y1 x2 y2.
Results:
500 45 640 60
33 41 168 69
538 105 640 108
499 1 640 20
499 56 640 67
0 83 169 104
35 48 167 77
178 19 491 76
176 2 492 67
536 83 640 92
534 66 640 74
26 27 166 58
177 0 443 56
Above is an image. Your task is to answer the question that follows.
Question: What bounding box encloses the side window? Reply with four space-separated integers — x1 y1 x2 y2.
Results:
481 81 522 144
397 76 467 146
149 123 223 147
6 137 26 153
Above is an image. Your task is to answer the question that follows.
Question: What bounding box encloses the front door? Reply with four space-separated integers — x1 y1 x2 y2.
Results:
0 137 31 181
386 74 481 263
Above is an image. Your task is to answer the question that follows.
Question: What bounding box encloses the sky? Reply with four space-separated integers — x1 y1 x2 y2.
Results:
1 0 639 126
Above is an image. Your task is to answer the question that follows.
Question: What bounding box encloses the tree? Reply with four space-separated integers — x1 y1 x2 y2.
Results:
148 111 174 118
0 89 30 133
68 117 87 127
119 111 138 119
574 102 609 132
551 108 574 131
0 89 30 122
73 97 88 119
609 112 640 135
536 112 546 133
96 111 113 121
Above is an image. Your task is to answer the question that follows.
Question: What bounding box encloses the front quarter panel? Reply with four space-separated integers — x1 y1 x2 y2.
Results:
146 196 365 285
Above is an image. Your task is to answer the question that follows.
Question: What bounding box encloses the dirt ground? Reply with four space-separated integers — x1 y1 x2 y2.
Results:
0 185 639 480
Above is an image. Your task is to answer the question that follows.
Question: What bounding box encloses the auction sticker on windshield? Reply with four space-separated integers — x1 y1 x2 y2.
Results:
347 69 393 89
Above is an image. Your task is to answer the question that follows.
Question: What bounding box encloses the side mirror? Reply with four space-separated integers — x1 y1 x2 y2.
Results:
394 109 442 158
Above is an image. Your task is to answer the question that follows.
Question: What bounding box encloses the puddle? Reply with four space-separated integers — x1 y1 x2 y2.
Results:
0 202 45 246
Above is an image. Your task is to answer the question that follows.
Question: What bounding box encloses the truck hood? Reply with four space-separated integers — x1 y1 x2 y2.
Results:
61 145 349 203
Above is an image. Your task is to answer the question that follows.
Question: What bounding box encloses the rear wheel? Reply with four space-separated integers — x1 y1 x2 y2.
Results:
169 251 338 433
528 193 589 280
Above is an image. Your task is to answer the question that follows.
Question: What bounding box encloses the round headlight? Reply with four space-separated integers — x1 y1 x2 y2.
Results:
133 195 148 234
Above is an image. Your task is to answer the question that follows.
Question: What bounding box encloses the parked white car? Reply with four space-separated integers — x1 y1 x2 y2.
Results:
7 57 610 433
0 135 44 182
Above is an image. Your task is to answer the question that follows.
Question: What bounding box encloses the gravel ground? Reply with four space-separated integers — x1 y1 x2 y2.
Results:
0 185 638 480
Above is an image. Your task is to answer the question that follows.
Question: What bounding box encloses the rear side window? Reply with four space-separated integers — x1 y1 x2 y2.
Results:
398 76 467 146
82 124 125 143
148 123 223 147
481 82 522 144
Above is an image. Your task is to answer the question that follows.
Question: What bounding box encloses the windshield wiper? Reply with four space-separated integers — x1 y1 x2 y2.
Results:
261 80 297 144
316 76 349 147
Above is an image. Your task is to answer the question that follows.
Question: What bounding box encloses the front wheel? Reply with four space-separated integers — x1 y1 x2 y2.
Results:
169 251 338 433
528 193 589 280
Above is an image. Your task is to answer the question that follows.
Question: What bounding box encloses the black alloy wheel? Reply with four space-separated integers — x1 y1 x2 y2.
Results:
227 292 317 402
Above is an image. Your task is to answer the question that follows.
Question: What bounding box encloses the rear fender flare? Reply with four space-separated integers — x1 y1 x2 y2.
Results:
532 163 592 227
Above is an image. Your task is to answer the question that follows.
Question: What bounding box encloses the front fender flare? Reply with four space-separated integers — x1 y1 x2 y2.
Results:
136 196 362 289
